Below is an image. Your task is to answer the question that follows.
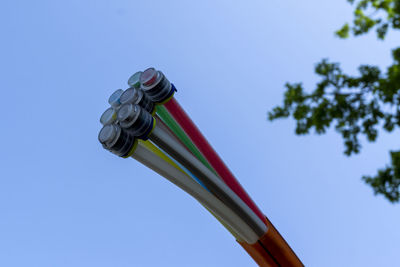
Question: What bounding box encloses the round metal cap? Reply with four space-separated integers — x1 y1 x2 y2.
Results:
98 124 118 145
117 103 140 126
140 68 159 87
108 89 124 108
100 107 117 125
120 87 142 105
127 71 142 88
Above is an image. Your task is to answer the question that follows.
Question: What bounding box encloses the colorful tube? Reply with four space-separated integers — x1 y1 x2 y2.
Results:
136 140 236 238
115 103 267 237
98 123 245 240
148 124 267 238
156 105 217 175
152 112 302 265
163 98 303 265
154 115 207 189
132 140 260 244
163 97 266 223
101 70 304 265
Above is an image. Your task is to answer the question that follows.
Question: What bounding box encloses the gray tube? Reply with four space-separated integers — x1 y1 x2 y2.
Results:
132 143 260 244
149 126 267 237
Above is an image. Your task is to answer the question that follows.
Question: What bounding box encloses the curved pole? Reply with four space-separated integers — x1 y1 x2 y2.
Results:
148 125 267 238
132 140 260 244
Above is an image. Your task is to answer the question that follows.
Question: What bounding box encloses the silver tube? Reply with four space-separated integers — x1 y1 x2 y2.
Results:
149 126 267 237
132 142 260 244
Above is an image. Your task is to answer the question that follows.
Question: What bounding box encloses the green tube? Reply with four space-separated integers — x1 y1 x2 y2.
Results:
156 105 218 176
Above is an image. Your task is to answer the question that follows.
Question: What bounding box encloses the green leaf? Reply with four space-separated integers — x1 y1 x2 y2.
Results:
336 23 350 38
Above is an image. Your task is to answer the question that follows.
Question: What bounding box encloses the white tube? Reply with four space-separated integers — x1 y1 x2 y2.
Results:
149 126 267 237
132 142 260 244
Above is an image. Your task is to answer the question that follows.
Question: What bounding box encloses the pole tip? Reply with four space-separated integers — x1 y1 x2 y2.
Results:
127 71 143 88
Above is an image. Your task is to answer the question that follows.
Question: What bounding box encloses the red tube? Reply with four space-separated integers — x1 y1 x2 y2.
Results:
164 97 266 223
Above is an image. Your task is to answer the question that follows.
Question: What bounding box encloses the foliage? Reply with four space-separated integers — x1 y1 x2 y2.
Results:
268 0 400 202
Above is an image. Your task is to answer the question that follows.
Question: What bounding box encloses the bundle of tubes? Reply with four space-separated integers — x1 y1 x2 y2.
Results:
98 68 303 267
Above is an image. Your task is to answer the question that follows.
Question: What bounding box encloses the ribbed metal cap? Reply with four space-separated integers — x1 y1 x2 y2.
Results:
98 124 136 157
127 71 143 88
140 68 173 103
117 103 140 128
100 107 117 125
98 124 119 147
140 68 159 87
108 89 124 108
120 87 142 105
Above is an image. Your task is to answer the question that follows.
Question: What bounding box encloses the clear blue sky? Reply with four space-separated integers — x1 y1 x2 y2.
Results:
1 0 399 266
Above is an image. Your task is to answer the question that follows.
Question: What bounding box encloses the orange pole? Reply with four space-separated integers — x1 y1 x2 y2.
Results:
258 218 303 267
238 217 303 266
238 241 279 267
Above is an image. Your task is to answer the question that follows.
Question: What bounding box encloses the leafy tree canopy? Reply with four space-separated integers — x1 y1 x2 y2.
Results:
269 0 400 202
